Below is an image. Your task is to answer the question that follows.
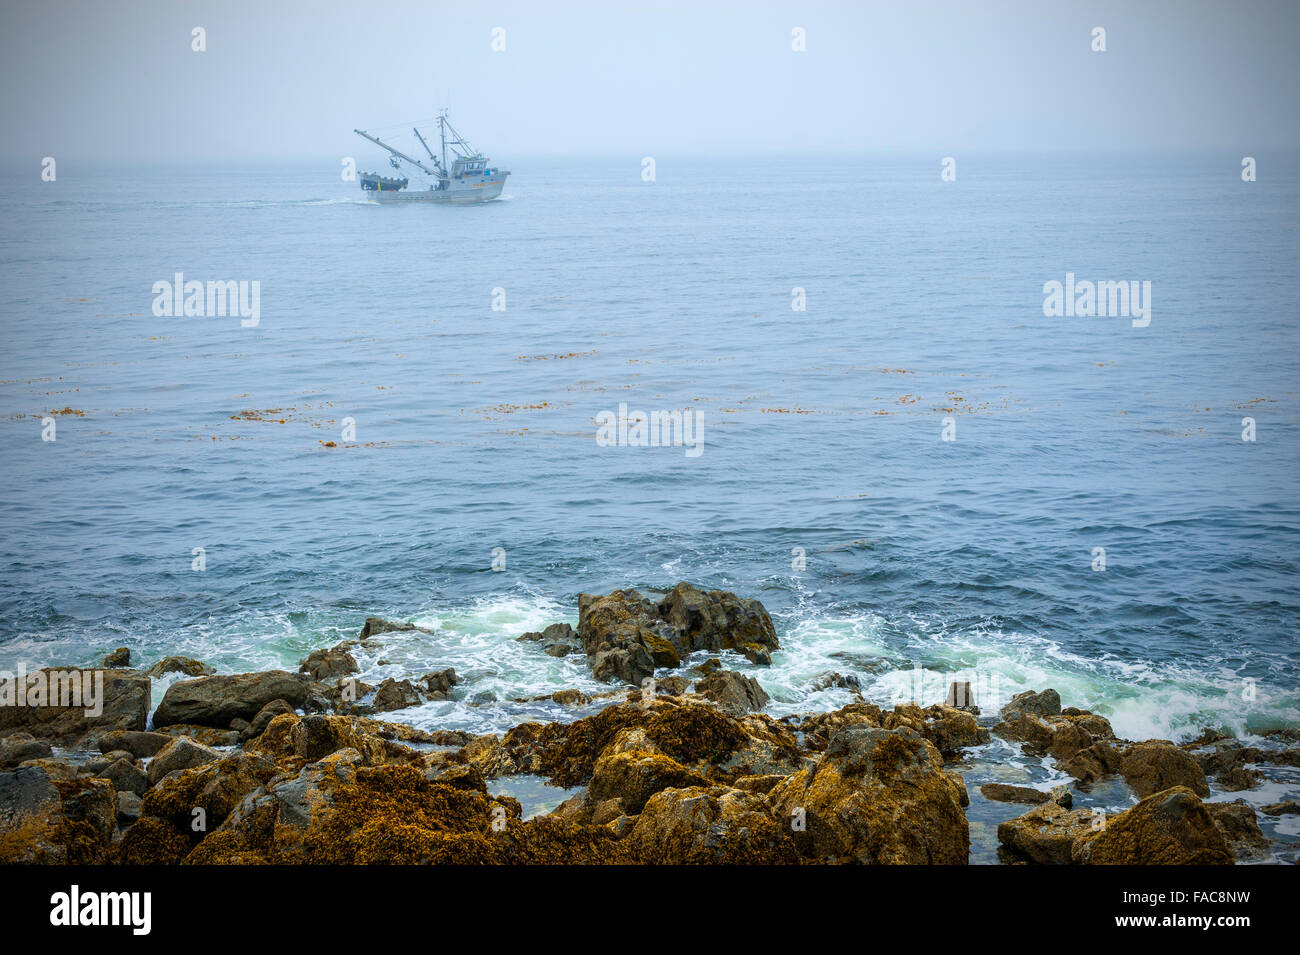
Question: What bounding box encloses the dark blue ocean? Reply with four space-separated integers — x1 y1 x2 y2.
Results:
2 153 1298 753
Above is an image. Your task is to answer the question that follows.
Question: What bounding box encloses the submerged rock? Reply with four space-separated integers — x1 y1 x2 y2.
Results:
145 656 215 679
980 783 1051 805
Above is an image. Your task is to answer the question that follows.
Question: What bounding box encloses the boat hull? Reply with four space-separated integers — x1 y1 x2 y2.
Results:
369 175 507 203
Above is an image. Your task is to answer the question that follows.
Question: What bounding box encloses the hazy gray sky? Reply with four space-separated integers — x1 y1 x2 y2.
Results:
2 0 1297 161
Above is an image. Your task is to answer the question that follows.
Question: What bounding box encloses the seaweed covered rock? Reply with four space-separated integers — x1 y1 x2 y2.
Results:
0 767 112 864
767 725 969 864
141 752 279 834
465 698 752 788
1118 741 1209 798
152 670 311 728
115 816 192 865
249 713 425 771
585 736 710 815
1072 786 1232 865
624 785 799 864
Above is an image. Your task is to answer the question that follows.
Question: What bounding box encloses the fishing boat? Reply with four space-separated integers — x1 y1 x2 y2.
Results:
353 110 509 203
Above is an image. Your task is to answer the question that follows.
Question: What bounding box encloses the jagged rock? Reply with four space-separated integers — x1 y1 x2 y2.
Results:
768 725 969 864
981 783 1051 805
97 730 174 758
657 583 779 654
624 785 798 864
152 670 311 728
0 668 150 745
359 617 430 640
0 732 53 768
1262 801 1300 815
1119 741 1210 798
1000 689 1062 721
810 671 860 692
144 656 216 679
103 647 131 668
146 737 222 786
419 668 460 700
1073 786 1232 864
1206 800 1271 861
590 644 655 687
577 584 778 685
693 670 769 714
739 644 772 666
998 801 1098 864
372 678 423 713
298 645 358 681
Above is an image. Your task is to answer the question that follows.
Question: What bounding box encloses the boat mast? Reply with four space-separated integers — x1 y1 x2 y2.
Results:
439 111 448 173
353 129 435 176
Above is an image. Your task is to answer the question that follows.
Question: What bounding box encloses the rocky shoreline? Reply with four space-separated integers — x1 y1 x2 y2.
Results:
1 582 1296 864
